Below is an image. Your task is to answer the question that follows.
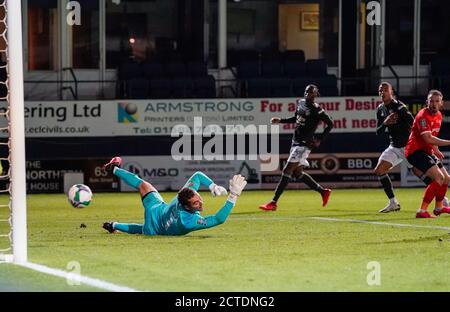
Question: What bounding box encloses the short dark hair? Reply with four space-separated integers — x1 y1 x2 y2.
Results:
379 81 397 97
379 81 393 89
305 84 319 92
178 187 196 208
305 84 320 96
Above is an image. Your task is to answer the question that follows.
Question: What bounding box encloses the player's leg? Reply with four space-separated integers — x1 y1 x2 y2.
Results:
408 150 443 218
103 156 144 190
259 159 298 211
273 161 298 201
433 165 450 216
416 165 443 218
410 160 449 207
103 222 143 234
374 147 400 213
294 166 331 207
410 167 433 185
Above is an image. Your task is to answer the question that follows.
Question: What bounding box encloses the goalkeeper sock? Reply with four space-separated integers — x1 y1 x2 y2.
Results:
113 222 143 234
298 172 324 194
272 174 291 202
113 167 143 189
378 174 395 199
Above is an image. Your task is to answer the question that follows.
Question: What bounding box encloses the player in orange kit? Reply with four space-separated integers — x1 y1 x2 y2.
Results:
405 90 450 218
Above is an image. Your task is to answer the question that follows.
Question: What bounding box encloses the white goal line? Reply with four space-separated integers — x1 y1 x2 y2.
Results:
16 261 141 292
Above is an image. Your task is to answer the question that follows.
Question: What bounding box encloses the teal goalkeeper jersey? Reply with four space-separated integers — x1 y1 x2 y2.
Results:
146 171 235 236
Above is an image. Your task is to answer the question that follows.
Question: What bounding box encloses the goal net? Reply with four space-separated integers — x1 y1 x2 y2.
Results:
0 0 27 264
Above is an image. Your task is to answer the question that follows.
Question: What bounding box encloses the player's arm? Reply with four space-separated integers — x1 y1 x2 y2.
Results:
397 104 414 126
273 111 297 124
186 201 235 230
184 175 247 231
278 116 296 123
421 132 450 147
310 110 333 148
375 107 387 135
418 116 450 147
432 145 445 160
184 171 227 196
318 110 333 138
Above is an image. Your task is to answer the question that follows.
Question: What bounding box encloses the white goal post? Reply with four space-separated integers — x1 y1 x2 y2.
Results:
0 0 27 264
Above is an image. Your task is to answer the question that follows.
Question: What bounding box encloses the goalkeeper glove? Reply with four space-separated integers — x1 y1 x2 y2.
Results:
228 174 247 203
209 183 228 197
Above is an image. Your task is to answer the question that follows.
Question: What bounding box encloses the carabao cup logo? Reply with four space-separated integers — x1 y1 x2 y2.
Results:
118 102 138 123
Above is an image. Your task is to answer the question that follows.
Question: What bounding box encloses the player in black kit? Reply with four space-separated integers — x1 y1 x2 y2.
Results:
259 84 333 211
374 82 447 212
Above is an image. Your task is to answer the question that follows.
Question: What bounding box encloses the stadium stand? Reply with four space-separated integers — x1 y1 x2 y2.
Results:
234 50 338 98
117 48 339 99
430 56 450 98
118 59 214 99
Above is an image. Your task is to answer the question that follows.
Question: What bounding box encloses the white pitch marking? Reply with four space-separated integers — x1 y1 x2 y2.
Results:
309 217 450 231
231 215 450 231
18 261 140 292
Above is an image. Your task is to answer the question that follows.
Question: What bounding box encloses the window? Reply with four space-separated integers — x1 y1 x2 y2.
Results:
209 0 278 67
319 0 339 66
105 0 178 69
27 0 58 71
72 0 99 68
420 0 450 65
385 0 414 65
209 1 338 68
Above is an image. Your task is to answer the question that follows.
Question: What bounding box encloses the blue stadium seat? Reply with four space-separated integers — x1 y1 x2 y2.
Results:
118 62 143 80
172 78 194 98
194 75 216 98
283 50 305 63
262 60 284 78
430 57 450 96
247 78 271 97
313 75 338 96
126 78 149 99
431 57 450 76
306 59 328 77
166 62 188 78
143 62 164 79
292 78 310 96
187 61 208 77
149 79 171 99
270 78 293 97
238 50 260 62
238 60 260 79
284 60 307 78
261 50 282 61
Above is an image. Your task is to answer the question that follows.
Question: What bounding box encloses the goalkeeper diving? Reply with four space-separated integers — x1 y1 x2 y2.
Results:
101 157 247 235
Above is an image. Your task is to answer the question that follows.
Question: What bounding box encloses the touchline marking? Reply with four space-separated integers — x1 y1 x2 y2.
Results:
18 262 140 292
231 215 450 231
308 217 450 231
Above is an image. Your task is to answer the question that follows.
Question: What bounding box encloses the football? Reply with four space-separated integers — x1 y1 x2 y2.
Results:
68 184 93 208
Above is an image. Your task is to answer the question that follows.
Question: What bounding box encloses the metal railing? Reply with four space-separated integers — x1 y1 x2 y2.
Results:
61 68 78 100
22 74 450 100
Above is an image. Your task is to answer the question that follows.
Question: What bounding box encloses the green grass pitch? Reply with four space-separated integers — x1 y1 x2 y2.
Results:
0 188 449 291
